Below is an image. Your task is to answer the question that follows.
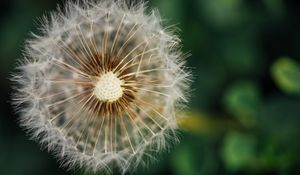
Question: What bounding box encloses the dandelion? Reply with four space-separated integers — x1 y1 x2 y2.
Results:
12 0 190 174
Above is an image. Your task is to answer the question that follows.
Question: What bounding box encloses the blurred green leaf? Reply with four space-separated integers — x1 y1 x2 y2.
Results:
172 145 197 175
222 132 257 171
271 57 300 95
260 137 297 172
171 136 220 175
258 97 300 172
223 81 262 127
177 111 240 136
177 112 215 135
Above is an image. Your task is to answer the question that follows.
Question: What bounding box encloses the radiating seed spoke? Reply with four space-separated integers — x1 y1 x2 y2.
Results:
120 115 136 153
137 98 169 121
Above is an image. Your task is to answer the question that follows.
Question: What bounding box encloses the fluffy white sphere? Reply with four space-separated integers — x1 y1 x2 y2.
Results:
12 0 190 174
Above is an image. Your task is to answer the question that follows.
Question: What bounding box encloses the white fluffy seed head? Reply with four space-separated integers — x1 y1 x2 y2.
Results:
11 0 191 174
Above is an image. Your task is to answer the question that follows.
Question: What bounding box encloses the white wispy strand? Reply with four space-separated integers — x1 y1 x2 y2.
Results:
11 0 191 174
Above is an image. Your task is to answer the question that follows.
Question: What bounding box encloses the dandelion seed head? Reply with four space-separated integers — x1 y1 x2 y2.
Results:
12 0 191 174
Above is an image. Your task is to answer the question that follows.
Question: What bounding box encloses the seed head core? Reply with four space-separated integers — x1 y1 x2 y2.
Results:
93 71 124 102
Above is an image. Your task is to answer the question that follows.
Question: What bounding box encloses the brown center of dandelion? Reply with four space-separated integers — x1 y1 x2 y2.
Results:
93 71 124 102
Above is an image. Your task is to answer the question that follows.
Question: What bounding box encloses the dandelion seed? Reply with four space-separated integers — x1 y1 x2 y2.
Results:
11 0 190 174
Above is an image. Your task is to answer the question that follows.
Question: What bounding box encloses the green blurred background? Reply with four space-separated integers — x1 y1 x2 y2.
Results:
1 0 300 174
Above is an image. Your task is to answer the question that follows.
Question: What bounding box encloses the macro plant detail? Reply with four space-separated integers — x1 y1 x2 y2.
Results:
12 0 190 174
